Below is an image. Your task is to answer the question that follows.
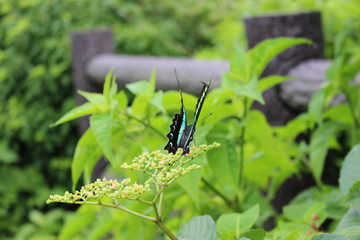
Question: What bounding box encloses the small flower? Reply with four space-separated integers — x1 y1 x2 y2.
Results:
160 159 165 165
141 157 145 162
152 162 157 167
111 184 117 189
132 163 138 168
102 177 107 181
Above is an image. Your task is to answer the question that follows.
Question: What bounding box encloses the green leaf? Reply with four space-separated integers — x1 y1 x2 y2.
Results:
177 215 216 240
232 72 264 104
103 69 114 105
126 80 149 97
339 145 360 195
88 213 114 240
109 73 118 101
283 202 311 221
230 47 249 82
115 90 128 111
249 37 312 76
309 91 325 125
335 226 360 240
309 122 338 185
176 168 201 207
78 90 105 104
90 112 114 164
283 228 303 240
216 205 259 237
239 229 265 240
59 205 96 240
206 123 239 190
343 179 360 207
337 208 360 231
72 128 102 190
259 75 291 92
311 233 351 240
150 91 166 113
51 102 97 127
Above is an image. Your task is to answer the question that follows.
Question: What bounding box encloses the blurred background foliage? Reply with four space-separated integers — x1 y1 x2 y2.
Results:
0 0 360 239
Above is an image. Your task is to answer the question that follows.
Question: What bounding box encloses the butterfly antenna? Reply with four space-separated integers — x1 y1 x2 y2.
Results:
198 112 212 123
174 69 185 104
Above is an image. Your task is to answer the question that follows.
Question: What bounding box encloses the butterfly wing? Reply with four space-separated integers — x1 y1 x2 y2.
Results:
181 81 211 153
164 74 187 154
164 113 181 154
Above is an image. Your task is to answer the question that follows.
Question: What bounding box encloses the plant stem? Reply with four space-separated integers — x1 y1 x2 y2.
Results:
156 220 178 240
201 177 232 207
73 201 156 222
158 191 165 217
237 97 248 204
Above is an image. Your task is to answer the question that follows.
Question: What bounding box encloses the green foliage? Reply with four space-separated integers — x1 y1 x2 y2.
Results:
1 1 234 238
3 0 360 238
49 37 326 238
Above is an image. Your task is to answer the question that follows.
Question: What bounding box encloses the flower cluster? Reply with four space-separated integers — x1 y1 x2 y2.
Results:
121 143 220 186
47 143 220 205
47 177 151 204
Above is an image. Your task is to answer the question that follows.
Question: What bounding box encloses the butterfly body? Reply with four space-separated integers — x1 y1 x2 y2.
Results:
165 79 211 155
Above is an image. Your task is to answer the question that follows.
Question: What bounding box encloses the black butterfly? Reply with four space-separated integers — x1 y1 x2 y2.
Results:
164 75 211 155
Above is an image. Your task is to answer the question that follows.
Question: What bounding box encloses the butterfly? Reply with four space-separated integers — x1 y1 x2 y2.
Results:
164 74 211 155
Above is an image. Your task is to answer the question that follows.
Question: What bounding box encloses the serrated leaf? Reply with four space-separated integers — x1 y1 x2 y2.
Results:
310 122 338 185
72 128 102 190
177 215 217 240
311 233 351 240
339 145 360 195
249 37 312 76
51 102 97 127
90 112 114 164
216 205 259 237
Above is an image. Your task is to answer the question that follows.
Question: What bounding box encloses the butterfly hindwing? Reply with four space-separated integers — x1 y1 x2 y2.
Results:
164 113 181 154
